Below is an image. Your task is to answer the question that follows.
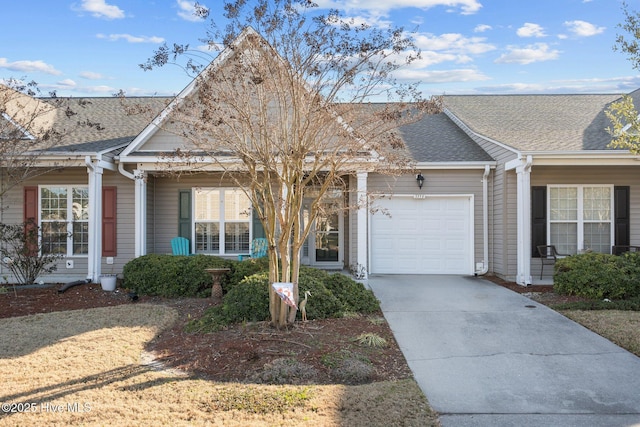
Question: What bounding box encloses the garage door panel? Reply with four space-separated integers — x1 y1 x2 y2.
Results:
371 196 472 274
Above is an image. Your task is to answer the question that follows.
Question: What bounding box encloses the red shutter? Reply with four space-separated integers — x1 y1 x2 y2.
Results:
24 186 38 222
102 187 117 257
23 186 38 256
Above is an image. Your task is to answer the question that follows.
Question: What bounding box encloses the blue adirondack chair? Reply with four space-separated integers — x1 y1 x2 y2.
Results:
238 238 268 260
171 237 191 256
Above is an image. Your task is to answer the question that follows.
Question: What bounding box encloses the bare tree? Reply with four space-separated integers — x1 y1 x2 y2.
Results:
141 0 441 327
0 79 102 209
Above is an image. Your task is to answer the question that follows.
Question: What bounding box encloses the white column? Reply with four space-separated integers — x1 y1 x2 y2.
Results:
515 157 532 285
356 172 368 279
134 170 147 257
87 163 103 282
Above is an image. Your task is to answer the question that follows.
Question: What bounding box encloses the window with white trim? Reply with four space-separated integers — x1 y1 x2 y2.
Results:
548 185 613 255
40 186 89 256
194 188 251 254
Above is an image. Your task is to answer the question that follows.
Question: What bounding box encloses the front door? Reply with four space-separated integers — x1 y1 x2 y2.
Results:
301 191 343 268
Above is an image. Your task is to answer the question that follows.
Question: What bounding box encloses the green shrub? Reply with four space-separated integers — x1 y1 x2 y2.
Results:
186 265 383 331
227 257 270 291
324 273 379 313
554 252 640 299
123 254 233 298
297 275 343 320
222 272 271 323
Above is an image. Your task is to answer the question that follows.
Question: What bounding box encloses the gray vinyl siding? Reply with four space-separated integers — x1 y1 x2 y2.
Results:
150 174 244 255
139 129 190 152
445 110 518 279
103 170 135 275
530 166 640 276
367 170 488 271
0 168 138 282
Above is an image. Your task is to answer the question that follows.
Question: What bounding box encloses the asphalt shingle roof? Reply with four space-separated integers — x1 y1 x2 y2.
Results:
399 112 494 162
443 93 625 152
36 96 170 153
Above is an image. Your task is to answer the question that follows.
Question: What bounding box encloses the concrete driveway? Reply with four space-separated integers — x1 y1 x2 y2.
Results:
368 275 640 427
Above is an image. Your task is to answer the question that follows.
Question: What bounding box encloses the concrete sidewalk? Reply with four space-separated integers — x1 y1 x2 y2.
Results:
368 275 640 427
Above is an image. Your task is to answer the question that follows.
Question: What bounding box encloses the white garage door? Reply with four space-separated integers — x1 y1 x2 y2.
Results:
370 196 473 274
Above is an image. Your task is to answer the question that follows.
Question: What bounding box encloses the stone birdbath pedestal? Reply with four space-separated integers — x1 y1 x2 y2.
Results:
205 268 231 299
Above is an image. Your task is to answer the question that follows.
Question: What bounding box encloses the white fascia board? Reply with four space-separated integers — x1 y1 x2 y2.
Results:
1 112 35 140
415 161 497 170
120 28 259 159
522 151 640 166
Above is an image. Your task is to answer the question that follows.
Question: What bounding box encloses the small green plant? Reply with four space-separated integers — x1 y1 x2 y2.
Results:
0 220 60 285
355 332 388 348
367 316 386 325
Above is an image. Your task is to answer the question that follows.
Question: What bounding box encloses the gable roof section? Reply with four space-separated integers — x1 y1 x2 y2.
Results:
399 112 494 163
120 28 260 160
444 93 623 153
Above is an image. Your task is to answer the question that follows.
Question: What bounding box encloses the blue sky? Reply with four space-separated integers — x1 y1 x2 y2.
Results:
1 0 638 98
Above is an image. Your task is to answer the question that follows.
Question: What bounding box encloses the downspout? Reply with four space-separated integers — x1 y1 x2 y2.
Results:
117 160 146 257
476 165 491 275
85 156 101 282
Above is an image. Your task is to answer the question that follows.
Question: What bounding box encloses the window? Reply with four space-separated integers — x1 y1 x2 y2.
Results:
194 188 251 254
40 186 89 256
548 185 613 254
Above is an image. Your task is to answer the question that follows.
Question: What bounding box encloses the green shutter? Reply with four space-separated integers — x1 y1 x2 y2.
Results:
252 207 265 239
178 190 192 239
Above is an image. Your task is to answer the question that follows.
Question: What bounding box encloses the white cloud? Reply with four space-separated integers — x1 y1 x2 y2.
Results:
517 23 546 38
474 24 492 33
0 58 62 75
97 33 164 43
415 33 496 55
75 0 125 19
495 43 560 65
57 79 77 87
177 0 208 22
564 20 605 37
396 68 490 84
315 0 482 15
79 71 105 80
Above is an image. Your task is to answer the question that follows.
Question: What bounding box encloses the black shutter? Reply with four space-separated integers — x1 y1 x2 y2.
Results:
614 186 630 248
178 190 192 239
531 186 547 257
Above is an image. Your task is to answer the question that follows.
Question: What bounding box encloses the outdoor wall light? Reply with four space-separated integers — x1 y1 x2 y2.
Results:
416 173 425 189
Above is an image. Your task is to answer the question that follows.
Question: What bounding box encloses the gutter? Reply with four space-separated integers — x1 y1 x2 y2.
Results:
476 165 491 276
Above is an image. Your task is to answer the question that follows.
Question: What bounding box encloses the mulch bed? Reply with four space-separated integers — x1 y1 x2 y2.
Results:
0 283 412 384
0 276 587 384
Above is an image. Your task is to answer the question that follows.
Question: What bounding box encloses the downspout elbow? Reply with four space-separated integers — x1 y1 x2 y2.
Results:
118 160 135 180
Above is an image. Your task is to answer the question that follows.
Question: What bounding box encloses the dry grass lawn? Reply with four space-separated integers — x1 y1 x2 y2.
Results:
0 304 438 426
562 310 640 357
